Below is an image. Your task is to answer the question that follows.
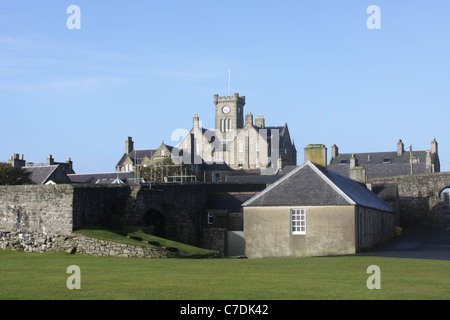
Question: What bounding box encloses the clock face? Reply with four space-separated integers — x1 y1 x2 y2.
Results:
222 105 230 114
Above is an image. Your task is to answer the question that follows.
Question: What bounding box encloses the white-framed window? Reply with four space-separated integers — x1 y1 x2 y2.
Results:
208 212 214 224
238 142 243 153
238 159 243 168
255 142 259 152
255 157 260 168
291 208 306 235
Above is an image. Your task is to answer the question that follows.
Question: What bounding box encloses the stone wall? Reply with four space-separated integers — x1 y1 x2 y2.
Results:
201 228 226 257
72 185 131 229
0 184 74 235
0 182 267 256
370 172 450 228
0 231 170 258
355 206 395 252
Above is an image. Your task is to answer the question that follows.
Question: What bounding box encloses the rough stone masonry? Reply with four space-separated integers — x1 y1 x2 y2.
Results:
0 183 266 257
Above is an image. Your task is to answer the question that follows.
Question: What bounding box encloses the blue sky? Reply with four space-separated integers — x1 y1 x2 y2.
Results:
1 1 450 173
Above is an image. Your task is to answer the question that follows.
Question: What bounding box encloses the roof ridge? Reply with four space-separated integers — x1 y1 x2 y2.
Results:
306 162 356 205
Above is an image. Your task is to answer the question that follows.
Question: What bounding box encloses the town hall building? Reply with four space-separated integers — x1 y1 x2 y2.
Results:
175 93 297 181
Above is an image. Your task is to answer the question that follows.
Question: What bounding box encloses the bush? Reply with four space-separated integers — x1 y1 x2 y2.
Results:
0 162 34 185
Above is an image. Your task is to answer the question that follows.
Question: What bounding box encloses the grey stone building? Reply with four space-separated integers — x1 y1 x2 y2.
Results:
242 159 395 258
176 93 297 181
7 153 74 185
116 138 175 173
328 139 440 182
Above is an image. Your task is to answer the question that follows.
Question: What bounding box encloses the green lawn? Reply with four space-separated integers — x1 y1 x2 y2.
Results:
73 225 217 257
0 250 449 300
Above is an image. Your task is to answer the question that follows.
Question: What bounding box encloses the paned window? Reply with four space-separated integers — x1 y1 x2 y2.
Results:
291 208 306 235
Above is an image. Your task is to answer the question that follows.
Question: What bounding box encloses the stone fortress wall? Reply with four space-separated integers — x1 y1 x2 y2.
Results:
0 183 266 257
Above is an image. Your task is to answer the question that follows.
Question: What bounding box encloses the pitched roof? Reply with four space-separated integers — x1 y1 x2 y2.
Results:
243 161 393 212
68 172 134 184
25 165 59 185
328 150 438 179
225 165 299 184
116 149 157 167
206 192 260 211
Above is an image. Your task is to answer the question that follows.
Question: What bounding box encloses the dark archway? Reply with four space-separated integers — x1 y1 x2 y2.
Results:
143 209 165 238
440 187 450 214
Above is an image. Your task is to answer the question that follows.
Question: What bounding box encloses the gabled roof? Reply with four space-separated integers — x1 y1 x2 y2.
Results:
329 150 436 166
116 149 157 167
25 165 59 185
328 150 438 179
243 161 393 212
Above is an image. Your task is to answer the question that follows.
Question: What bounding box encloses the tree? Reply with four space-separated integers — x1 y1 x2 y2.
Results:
0 163 34 185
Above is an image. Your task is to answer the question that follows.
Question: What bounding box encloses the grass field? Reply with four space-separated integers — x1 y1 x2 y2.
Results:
0 250 449 300
73 225 217 257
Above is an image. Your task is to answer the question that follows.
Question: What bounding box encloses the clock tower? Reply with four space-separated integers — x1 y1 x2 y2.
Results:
214 93 245 139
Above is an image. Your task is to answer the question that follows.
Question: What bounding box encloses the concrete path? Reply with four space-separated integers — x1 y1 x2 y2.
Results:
357 227 450 261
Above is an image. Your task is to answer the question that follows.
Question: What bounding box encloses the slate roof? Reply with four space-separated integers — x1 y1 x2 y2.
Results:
261 125 290 149
243 161 394 212
328 150 438 179
225 165 298 184
68 172 134 184
116 149 157 167
205 192 260 211
25 165 59 185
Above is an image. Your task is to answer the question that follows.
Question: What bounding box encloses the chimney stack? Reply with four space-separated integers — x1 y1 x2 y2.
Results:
397 139 404 156
8 153 26 168
193 114 200 128
254 115 265 129
245 113 253 126
331 144 339 159
304 144 327 168
47 154 54 166
431 138 438 154
125 136 134 154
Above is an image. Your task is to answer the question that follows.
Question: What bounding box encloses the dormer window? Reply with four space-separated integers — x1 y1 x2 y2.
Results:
382 157 391 163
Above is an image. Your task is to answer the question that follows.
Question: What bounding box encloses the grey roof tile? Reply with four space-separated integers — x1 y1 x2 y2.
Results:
25 166 58 185
68 172 134 184
328 150 437 179
243 161 393 212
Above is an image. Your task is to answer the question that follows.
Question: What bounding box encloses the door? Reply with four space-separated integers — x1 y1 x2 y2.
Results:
227 231 245 257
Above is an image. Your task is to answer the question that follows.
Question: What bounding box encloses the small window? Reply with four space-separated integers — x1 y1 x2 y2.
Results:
291 209 306 235
208 212 214 224
382 157 391 163
340 159 349 164
255 157 260 168
255 142 259 152
238 143 243 153
238 159 243 168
